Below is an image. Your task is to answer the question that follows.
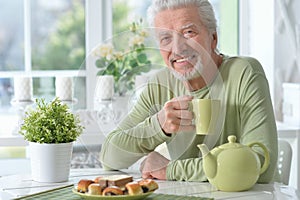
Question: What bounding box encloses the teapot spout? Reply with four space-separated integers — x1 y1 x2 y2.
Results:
197 144 217 179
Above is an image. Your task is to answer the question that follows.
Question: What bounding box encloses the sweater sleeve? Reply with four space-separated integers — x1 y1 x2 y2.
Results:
166 158 207 181
100 82 173 170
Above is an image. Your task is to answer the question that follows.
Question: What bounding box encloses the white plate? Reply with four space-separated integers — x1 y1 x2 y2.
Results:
72 188 154 200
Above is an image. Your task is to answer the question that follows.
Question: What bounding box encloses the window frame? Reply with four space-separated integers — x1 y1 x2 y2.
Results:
85 0 112 109
238 0 275 101
0 0 113 145
0 0 113 110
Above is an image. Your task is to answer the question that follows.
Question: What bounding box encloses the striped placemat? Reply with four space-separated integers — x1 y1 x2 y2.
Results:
15 185 214 200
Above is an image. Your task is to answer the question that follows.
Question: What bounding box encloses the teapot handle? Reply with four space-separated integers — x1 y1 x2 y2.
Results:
248 142 270 175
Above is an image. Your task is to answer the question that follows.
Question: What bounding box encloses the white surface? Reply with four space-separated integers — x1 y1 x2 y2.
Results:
0 159 31 176
283 83 300 126
277 121 300 190
0 168 299 200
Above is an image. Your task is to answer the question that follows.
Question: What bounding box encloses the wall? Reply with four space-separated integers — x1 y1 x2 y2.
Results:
239 0 275 102
240 0 300 122
274 0 300 121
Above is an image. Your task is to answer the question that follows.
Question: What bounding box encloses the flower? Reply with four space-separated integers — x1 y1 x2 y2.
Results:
129 35 145 46
93 19 151 95
93 43 114 59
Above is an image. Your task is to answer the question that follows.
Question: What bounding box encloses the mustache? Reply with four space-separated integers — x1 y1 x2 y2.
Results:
169 54 197 64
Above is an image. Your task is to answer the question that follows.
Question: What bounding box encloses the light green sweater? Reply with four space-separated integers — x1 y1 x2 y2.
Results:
100 56 278 183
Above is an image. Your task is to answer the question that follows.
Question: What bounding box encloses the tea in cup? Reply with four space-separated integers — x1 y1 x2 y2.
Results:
191 99 220 135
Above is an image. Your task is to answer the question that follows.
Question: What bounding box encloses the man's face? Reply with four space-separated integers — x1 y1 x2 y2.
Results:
154 6 217 81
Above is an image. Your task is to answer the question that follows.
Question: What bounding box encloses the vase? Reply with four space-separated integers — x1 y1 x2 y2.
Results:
29 142 73 182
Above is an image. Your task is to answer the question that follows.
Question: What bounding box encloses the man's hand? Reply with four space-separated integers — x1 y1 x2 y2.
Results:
157 95 195 134
140 151 170 180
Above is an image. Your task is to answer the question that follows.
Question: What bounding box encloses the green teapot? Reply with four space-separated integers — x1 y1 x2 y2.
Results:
197 135 270 192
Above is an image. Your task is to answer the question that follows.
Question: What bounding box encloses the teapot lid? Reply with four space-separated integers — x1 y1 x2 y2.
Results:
218 135 244 149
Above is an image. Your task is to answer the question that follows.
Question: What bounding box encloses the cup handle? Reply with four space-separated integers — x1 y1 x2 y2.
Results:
248 142 270 175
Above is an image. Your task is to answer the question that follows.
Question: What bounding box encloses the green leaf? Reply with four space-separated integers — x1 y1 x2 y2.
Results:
95 59 106 68
129 59 138 68
19 98 84 143
97 69 107 76
107 62 116 71
137 53 147 63
128 64 150 74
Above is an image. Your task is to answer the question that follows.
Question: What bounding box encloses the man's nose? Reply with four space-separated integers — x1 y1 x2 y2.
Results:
172 33 188 56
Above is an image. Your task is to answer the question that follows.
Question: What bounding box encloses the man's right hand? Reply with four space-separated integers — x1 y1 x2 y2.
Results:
157 95 195 134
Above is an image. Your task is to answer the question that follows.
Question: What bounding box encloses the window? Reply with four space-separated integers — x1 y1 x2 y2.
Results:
113 0 151 34
0 0 87 136
214 0 239 55
0 1 24 119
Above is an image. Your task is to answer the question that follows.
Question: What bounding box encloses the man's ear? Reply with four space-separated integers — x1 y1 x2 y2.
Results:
211 32 218 50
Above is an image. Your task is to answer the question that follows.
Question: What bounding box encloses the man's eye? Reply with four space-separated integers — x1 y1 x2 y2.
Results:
160 36 172 46
183 30 197 38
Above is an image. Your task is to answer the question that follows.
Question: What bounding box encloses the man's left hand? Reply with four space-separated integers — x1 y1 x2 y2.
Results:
140 151 170 180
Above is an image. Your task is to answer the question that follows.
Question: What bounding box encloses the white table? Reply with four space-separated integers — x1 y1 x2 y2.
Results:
0 168 299 200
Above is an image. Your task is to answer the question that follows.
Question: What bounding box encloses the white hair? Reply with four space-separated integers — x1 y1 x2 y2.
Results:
147 0 217 34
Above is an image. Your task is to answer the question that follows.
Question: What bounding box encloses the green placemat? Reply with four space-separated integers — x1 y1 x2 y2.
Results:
16 185 213 200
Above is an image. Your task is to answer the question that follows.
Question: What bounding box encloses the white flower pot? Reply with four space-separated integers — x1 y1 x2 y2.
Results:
29 142 73 182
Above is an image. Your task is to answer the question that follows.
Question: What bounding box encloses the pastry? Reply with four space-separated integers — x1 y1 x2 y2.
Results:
87 183 102 195
102 186 124 196
94 176 108 188
106 175 133 187
125 182 143 195
77 179 94 193
138 179 159 192
77 176 158 196
94 176 103 183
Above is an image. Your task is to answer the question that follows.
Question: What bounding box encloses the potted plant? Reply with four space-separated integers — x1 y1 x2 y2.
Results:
20 98 84 182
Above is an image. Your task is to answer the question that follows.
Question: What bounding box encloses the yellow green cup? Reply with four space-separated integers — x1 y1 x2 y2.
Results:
192 99 221 135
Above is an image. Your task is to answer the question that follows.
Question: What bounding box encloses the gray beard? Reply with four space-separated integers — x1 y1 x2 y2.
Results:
169 58 204 81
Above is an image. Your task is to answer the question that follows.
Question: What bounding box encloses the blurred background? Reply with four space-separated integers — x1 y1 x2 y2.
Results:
0 0 299 188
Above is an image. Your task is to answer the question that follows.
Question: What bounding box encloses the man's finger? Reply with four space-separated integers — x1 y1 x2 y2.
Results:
170 96 193 110
172 95 193 101
173 110 193 120
142 171 152 179
177 125 195 132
